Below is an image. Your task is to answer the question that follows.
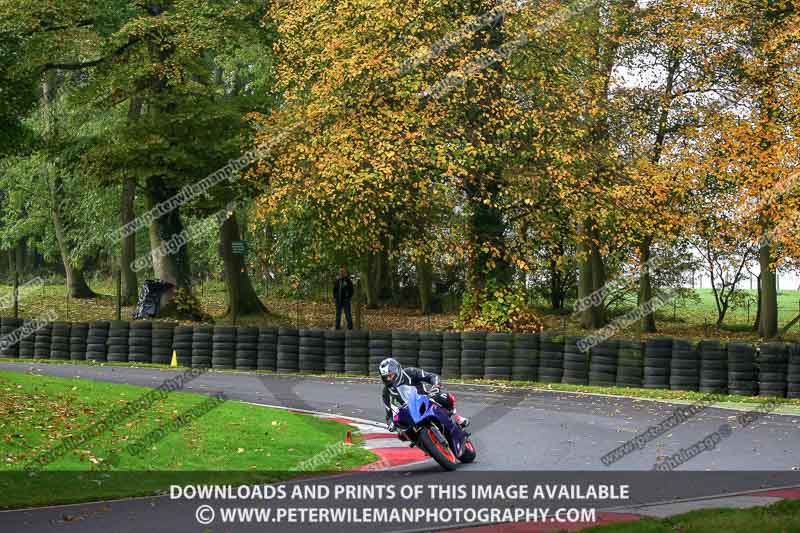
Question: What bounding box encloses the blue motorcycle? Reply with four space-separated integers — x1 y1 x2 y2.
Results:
391 385 476 470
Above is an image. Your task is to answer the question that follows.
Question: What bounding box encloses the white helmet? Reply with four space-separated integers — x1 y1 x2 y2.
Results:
379 357 402 387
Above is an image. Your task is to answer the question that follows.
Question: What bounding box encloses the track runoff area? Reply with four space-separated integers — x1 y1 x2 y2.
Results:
1 363 799 532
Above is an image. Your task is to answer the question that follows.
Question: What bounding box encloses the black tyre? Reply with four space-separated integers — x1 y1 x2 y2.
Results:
419 425 458 471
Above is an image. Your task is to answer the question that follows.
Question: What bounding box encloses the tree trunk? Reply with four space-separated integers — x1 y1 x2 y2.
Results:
144 175 193 304
578 222 604 329
14 239 25 276
119 98 142 305
49 193 96 298
42 72 96 299
365 251 381 309
638 238 657 333
549 257 563 310
120 176 139 305
220 212 266 317
417 257 433 314
378 246 392 300
759 244 778 338
753 274 762 331
465 168 510 289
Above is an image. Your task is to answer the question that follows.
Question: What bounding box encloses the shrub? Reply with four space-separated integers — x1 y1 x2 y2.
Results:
455 282 544 333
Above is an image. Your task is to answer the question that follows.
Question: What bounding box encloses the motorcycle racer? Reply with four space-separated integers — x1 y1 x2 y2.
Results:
378 357 469 433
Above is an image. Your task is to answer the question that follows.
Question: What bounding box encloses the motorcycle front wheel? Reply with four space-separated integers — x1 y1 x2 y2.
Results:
419 425 459 471
459 438 476 463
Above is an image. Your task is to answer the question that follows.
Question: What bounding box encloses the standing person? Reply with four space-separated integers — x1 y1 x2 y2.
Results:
333 265 354 330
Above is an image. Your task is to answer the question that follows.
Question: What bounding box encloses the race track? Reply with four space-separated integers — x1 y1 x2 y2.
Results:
1 361 798 471
1 362 799 533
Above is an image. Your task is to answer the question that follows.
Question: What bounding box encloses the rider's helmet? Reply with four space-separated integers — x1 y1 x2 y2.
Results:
379 357 402 387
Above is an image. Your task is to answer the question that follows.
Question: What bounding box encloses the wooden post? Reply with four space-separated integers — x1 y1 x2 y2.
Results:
115 268 122 321
12 271 18 319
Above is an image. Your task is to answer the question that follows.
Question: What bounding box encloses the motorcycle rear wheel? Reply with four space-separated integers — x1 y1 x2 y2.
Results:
419 426 459 471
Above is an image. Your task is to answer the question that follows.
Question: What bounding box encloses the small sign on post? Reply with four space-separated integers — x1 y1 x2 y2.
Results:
231 241 248 255
220 241 248 256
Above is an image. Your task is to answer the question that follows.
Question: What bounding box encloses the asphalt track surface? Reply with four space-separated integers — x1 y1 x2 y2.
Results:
1 362 799 532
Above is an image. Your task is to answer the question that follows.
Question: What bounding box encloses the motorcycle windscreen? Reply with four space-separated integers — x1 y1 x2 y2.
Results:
395 384 429 425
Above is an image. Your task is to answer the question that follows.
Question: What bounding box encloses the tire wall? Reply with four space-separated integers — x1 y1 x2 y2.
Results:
0 315 795 398
235 327 258 370
589 340 618 387
0 318 21 358
460 331 485 379
299 329 325 373
442 332 462 379
277 327 299 373
538 334 564 384
345 330 369 375
563 336 588 385
512 333 538 382
616 340 643 388
643 337 671 390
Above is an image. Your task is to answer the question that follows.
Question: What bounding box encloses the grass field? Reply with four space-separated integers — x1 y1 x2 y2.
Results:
577 500 800 532
1 279 799 342
0 370 375 508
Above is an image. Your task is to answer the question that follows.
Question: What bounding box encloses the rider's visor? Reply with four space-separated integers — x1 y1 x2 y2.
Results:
382 371 397 385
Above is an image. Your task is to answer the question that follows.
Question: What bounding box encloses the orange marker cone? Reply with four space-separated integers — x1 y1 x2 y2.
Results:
344 430 353 446
170 350 178 368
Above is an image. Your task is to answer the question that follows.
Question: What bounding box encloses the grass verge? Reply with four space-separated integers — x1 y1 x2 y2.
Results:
0 370 375 508
577 499 800 532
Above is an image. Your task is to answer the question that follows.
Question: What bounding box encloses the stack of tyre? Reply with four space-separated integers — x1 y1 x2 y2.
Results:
788 344 800 399
86 321 109 362
0 318 20 358
484 333 513 380
367 331 391 373
235 327 259 370
128 322 152 363
589 340 618 387
643 337 672 389
277 328 299 373
151 322 176 365
324 330 346 373
670 339 699 391
50 322 70 360
392 331 419 368
562 336 589 385
460 331 486 379
345 330 369 375
212 326 236 369
616 340 643 388
106 321 130 362
299 329 325 373
257 327 278 371
172 326 194 367
34 322 52 359
418 332 443 375
69 322 88 361
191 325 213 368
19 321 36 359
442 332 462 379
758 342 788 398
538 334 564 384
727 342 757 397
512 333 538 382
699 340 727 394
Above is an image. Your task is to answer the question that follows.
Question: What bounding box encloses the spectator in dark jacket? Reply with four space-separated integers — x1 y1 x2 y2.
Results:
333 265 354 330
